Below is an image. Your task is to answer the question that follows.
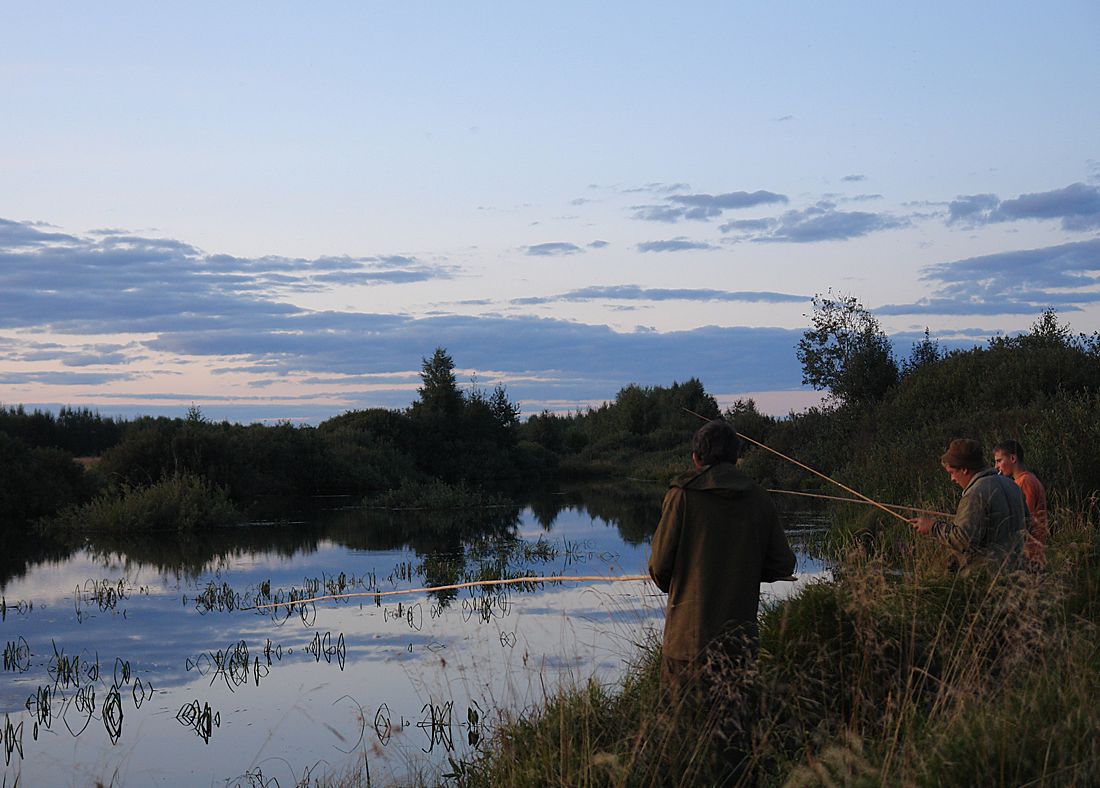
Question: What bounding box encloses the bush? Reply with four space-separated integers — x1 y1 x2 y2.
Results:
0 432 91 526
50 472 240 531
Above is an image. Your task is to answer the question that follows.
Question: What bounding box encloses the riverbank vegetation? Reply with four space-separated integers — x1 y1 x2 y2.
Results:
458 507 1100 786
4 304 1100 783
452 306 1100 786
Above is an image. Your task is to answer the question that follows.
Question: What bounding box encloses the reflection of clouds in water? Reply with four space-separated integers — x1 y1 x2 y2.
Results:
0 500 831 786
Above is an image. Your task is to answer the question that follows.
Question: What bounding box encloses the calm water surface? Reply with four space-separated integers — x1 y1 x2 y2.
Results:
1 486 826 786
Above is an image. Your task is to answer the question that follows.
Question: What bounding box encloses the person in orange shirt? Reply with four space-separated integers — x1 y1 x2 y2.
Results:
993 439 1048 565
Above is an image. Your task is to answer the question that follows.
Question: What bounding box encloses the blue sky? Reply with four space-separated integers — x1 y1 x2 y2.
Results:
2 2 1099 422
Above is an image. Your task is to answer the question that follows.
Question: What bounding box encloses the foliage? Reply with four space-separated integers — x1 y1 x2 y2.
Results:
365 479 514 510
412 346 464 418
796 291 899 405
0 431 92 527
463 511 1100 787
0 404 125 456
522 377 720 481
50 472 240 532
901 327 944 377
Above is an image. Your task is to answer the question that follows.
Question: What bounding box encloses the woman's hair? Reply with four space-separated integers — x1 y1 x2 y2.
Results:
692 419 742 465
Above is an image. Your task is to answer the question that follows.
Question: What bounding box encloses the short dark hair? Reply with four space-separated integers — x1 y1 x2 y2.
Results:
692 420 742 465
993 439 1025 464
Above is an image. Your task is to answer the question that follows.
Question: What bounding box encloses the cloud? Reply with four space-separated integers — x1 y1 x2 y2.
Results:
524 242 583 256
0 370 139 385
722 202 908 242
0 216 815 399
877 238 1100 315
994 183 1100 230
622 182 692 195
842 174 867 182
0 218 79 247
947 193 999 224
587 240 610 249
633 190 788 223
631 205 689 223
0 218 453 333
947 183 1100 231
512 285 806 306
636 238 716 253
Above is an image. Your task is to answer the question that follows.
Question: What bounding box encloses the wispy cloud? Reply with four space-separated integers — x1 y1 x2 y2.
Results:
842 174 867 183
947 182 1100 231
721 201 908 242
0 216 811 403
621 182 692 196
0 218 453 333
632 190 788 223
636 238 716 253
0 370 140 385
877 238 1100 315
524 242 583 256
512 285 805 306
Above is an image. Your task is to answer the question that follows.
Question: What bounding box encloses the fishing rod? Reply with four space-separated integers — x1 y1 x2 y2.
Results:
245 574 652 611
682 407 912 524
766 488 952 518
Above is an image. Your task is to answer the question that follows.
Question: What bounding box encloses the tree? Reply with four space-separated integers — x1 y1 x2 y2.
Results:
796 291 898 405
415 347 463 417
902 328 944 377
488 383 520 430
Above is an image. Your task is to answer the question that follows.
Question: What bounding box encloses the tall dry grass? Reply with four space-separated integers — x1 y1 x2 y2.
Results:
456 503 1100 787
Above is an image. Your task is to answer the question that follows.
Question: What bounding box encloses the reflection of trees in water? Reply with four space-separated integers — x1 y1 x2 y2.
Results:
0 532 74 589
83 527 324 580
524 481 666 545
5 485 665 590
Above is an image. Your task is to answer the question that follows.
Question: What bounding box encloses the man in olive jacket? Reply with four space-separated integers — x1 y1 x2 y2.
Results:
911 438 1027 570
649 419 796 691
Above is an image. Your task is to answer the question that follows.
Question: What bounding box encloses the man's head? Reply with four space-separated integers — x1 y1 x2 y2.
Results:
993 439 1024 477
940 438 985 488
692 419 742 467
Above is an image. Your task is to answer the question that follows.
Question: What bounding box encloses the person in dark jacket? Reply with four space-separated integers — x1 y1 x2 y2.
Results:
911 438 1027 570
649 419 796 778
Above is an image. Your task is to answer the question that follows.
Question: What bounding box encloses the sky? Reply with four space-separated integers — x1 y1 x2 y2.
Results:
2 2 1099 423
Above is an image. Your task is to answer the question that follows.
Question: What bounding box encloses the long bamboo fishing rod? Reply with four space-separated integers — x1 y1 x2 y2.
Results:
245 574 652 611
682 407 912 524
766 488 952 518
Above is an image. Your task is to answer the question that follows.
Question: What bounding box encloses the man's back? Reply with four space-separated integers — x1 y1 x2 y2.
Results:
649 462 795 661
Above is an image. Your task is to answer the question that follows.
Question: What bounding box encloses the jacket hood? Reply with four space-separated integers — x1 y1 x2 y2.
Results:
670 461 756 497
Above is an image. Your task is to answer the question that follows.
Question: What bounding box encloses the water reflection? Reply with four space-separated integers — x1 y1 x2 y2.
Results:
0 485 827 786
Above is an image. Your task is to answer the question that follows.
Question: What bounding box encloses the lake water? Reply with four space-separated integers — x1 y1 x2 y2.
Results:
0 485 827 786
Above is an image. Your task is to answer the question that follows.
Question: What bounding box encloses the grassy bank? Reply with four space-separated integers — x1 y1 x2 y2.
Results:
456 503 1100 786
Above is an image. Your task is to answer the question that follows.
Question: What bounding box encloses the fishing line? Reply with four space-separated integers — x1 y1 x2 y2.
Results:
766 488 951 518
245 574 652 611
682 407 913 524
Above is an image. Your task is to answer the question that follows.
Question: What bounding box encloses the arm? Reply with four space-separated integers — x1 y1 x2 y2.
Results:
928 484 987 554
761 499 796 582
648 488 684 593
1018 475 1049 545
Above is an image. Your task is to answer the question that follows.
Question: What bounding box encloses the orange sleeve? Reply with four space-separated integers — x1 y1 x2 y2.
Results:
1016 473 1049 544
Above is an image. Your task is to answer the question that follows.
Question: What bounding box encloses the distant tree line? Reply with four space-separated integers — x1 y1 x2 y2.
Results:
6 306 1100 533
749 304 1100 509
